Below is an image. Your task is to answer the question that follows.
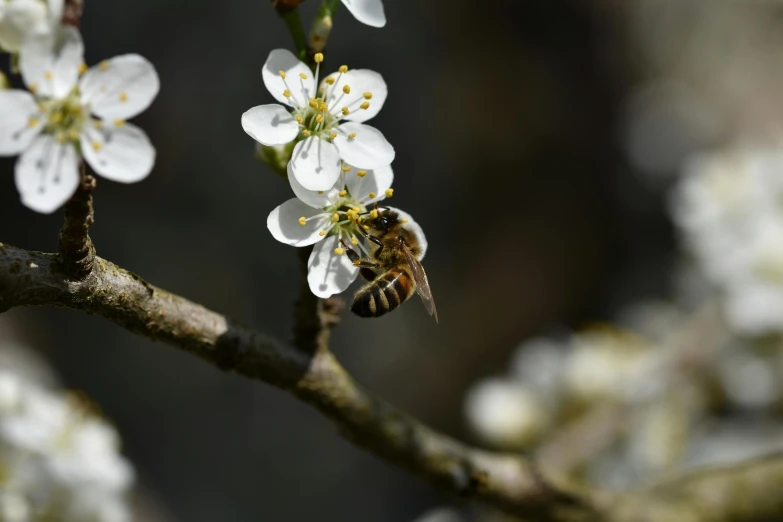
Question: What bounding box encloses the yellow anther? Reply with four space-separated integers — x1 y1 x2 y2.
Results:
119 92 128 102
325 77 335 85
319 230 327 236
346 210 356 220
338 190 347 197
100 61 110 71
364 225 370 230
347 133 356 139
114 119 126 127
342 85 351 94
29 83 38 94
91 141 103 151
93 120 103 129
44 71 53 80
78 63 87 74
302 129 311 136
295 115 304 124
299 72 308 79
385 188 394 198
368 192 377 199
339 65 348 73
342 166 351 172
319 100 328 111
317 190 324 194
298 216 307 226
352 206 360 213
363 92 373 100
329 132 337 140
314 53 324 63
309 98 318 109
332 213 340 222
67 129 79 141
400 218 409 223
49 112 62 124
360 102 370 110
278 70 286 79
283 89 291 97
356 170 367 177
315 114 324 123
334 247 345 255
370 209 379 218
341 107 350 116
351 237 358 245
27 117 39 128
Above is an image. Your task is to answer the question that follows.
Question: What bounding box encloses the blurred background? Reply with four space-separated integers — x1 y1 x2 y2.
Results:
3 0 783 520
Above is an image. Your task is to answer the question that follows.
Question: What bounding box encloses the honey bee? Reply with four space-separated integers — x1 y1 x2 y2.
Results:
341 208 438 322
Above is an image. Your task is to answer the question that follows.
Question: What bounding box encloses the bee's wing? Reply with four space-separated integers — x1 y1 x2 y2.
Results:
401 242 439 323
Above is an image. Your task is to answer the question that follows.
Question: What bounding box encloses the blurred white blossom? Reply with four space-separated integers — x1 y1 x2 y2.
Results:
0 0 62 53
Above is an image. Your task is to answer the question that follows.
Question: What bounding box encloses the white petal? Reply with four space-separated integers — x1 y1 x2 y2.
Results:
323 69 387 123
47 0 64 23
79 54 160 121
290 136 342 191
15 134 79 213
0 90 43 155
307 234 360 298
267 198 332 247
262 49 315 109
287 160 339 208
80 121 155 183
333 122 394 169
20 26 83 98
346 163 393 204
241 104 299 146
388 206 428 259
341 0 386 28
0 0 48 52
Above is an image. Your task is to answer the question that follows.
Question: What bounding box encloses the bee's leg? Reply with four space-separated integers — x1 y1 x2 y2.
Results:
340 240 380 269
353 221 384 257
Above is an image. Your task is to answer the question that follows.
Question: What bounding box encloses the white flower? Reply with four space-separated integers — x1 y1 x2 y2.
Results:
463 377 547 448
341 0 386 28
267 164 427 298
0 0 62 53
0 27 159 213
670 144 783 334
242 49 394 191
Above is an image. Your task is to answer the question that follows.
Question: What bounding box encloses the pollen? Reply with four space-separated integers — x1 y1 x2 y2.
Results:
91 141 103 151
119 92 128 102
295 115 304 124
319 230 327 236
363 92 372 100
338 190 347 197
370 209 379 218
351 237 358 245
342 85 351 94
298 216 307 226
299 72 308 79
400 218 409 223
78 63 87 74
360 102 370 110
368 192 377 199
330 132 337 140
385 188 394 198
356 170 367 177
347 133 357 139
325 77 335 85
364 225 370 230
302 129 311 136
278 70 286 79
342 166 351 173
44 71 53 80
309 98 318 109
49 112 63 124
29 83 38 94
332 213 340 222
339 65 348 73
315 114 324 123
283 89 291 97
341 107 350 116
27 117 39 128
317 190 324 194
100 61 110 71
352 206 360 213
334 247 345 255
67 129 79 141
93 120 103 129
314 53 324 63
114 119 125 127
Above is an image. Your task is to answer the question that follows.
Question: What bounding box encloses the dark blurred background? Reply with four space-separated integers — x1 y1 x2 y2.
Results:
0 1 674 520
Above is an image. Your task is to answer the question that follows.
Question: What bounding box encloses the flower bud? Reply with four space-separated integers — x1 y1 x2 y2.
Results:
255 142 294 179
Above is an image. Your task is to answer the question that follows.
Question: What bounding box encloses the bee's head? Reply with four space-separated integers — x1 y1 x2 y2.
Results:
367 209 399 233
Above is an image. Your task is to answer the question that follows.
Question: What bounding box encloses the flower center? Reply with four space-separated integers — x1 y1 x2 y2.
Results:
40 92 86 143
292 96 339 139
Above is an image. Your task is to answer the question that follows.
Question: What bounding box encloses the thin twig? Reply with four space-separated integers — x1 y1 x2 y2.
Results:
58 163 96 280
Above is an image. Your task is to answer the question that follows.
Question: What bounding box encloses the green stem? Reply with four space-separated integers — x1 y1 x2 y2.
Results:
280 7 308 63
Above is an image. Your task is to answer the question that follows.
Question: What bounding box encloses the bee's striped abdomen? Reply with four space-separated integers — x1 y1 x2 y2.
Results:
351 268 416 318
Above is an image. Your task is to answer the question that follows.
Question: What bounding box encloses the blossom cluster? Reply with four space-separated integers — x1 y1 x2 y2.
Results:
243 47 428 298
0 369 134 522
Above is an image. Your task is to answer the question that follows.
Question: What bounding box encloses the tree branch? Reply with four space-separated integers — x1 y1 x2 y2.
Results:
58 165 96 279
0 241 782 522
